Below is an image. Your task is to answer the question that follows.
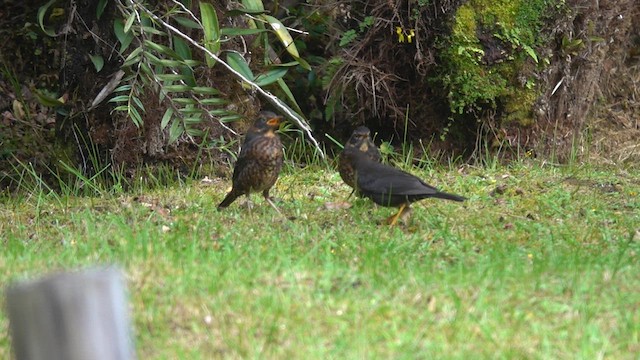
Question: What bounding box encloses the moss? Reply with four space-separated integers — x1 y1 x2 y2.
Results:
435 0 557 124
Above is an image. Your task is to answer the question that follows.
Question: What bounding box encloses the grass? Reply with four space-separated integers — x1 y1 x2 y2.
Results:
1 159 639 358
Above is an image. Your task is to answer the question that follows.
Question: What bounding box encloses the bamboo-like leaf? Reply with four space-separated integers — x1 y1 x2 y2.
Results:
37 0 57 37
96 0 107 20
114 19 134 52
144 40 182 59
226 52 253 80
199 98 227 105
108 95 130 103
255 68 288 86
241 0 265 12
261 15 299 58
141 26 166 36
172 36 191 60
178 107 202 114
114 84 132 92
220 28 266 36
122 47 143 67
132 96 146 112
172 98 198 105
175 17 202 29
200 2 220 67
156 73 188 82
276 77 303 114
219 115 243 122
164 85 193 92
226 8 266 16
89 54 104 72
161 108 173 129
124 12 136 33
129 105 143 127
191 87 220 95
34 89 64 107
168 118 184 143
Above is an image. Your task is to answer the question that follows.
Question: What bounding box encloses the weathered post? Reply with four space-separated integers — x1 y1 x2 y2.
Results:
5 267 135 360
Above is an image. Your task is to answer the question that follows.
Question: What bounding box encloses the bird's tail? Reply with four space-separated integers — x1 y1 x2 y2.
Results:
433 191 466 202
217 191 240 210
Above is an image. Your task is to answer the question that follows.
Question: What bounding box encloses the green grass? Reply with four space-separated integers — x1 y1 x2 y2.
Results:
1 160 639 358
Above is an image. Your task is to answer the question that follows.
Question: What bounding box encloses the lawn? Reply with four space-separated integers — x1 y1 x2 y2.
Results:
1 160 639 358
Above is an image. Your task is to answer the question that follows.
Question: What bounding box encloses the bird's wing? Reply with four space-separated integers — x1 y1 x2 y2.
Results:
357 164 439 196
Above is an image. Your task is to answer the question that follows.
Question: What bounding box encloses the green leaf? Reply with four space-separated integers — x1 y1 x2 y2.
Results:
124 12 136 34
114 19 134 52
226 52 254 80
220 28 266 36
172 36 192 60
122 47 143 67
132 96 146 112
144 40 182 59
168 118 184 143
37 0 58 37
161 108 173 129
129 105 143 127
89 54 104 72
156 73 188 82
96 0 108 20
200 2 220 67
34 89 64 107
254 68 288 86
261 15 299 58
226 8 266 16
191 87 220 95
108 95 130 103
163 85 193 92
241 0 265 12
199 98 227 105
172 98 198 105
175 17 202 29
141 26 166 36
276 77 303 114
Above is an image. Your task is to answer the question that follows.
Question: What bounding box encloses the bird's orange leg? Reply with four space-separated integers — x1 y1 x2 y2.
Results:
386 203 408 226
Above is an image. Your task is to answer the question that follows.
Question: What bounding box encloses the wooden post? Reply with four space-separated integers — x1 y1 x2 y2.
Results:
5 267 135 360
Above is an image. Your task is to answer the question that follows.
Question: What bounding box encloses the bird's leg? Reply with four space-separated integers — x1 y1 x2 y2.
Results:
263 189 284 218
345 188 356 200
386 203 409 226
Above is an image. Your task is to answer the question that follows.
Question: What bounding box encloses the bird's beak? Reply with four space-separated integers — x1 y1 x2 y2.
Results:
266 115 283 127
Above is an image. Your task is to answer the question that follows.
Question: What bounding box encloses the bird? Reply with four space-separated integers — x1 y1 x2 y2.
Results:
217 110 284 214
345 149 466 225
338 126 381 194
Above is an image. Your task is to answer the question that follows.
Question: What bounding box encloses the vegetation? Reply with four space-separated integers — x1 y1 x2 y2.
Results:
1 155 639 357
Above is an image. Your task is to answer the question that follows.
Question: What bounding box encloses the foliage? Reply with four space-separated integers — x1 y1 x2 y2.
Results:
435 0 561 121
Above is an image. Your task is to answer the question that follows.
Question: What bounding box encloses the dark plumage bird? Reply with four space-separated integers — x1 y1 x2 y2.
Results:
345 150 466 225
217 111 284 213
338 126 381 193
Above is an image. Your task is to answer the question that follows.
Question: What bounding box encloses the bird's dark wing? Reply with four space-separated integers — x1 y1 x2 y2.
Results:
357 162 439 196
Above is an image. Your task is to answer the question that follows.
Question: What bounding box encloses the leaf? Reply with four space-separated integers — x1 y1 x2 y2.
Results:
261 15 299 58
114 19 134 52
199 98 227 105
220 28 266 36
89 54 104 72
163 85 193 92
226 52 254 80
129 105 143 127
172 36 192 60
276 78 303 114
34 89 64 107
124 12 136 33
241 0 265 12
226 8 266 16
108 95 130 103
175 17 202 29
200 2 220 67
168 118 184 143
191 87 220 95
96 0 108 20
37 0 58 37
254 67 288 86
161 108 173 129
156 73 188 82
122 47 143 67
144 40 182 59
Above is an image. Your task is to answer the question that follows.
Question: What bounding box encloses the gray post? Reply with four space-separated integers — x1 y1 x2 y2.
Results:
5 267 135 360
